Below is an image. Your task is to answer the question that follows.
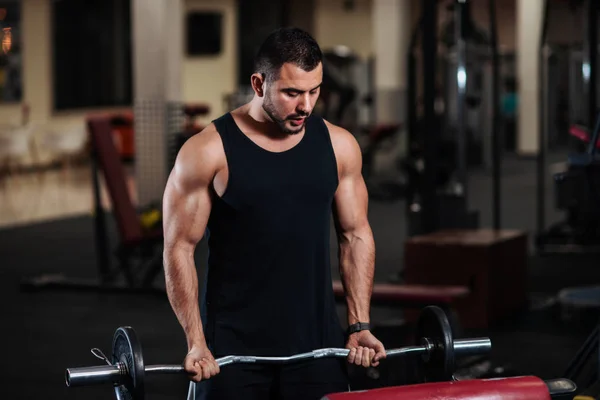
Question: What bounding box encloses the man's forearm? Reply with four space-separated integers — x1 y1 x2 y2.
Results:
164 247 206 350
338 225 375 325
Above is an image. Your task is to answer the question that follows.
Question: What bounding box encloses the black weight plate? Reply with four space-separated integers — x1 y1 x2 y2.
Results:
415 306 455 382
112 326 145 400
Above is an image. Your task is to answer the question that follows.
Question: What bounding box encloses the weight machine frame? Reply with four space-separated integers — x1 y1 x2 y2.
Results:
406 0 501 235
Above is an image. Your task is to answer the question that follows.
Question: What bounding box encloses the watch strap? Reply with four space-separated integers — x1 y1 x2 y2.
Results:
346 322 370 335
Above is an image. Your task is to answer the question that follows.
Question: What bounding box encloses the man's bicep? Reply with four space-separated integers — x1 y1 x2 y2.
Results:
332 133 369 234
163 173 212 251
162 137 217 252
325 120 371 234
333 172 369 233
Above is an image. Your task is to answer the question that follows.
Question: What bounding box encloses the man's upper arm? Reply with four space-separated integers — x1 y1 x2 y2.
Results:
328 123 369 234
162 127 222 252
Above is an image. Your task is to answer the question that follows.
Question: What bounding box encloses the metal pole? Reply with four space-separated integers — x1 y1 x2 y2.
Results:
405 9 423 237
455 0 468 205
536 0 550 237
406 20 418 233
421 0 439 233
584 0 599 159
407 12 424 157
587 0 597 130
489 0 501 230
91 135 111 282
587 113 600 157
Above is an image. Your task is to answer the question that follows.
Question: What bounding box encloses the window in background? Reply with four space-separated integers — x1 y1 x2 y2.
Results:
186 11 223 56
52 0 132 111
0 1 22 103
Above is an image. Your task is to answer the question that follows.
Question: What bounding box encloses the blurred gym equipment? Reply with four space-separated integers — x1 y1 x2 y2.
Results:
404 0 503 237
536 0 600 255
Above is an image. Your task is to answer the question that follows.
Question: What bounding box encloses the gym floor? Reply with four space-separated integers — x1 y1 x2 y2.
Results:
2 149 598 399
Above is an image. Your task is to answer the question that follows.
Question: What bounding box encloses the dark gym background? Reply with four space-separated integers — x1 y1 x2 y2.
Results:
2 0 600 399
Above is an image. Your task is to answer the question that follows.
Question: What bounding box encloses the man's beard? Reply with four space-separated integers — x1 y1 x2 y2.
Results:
262 95 307 135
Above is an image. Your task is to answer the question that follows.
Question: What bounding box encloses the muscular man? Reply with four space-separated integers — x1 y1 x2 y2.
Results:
163 27 385 400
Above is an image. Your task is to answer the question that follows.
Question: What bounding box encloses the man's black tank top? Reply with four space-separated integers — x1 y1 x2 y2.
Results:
201 112 345 357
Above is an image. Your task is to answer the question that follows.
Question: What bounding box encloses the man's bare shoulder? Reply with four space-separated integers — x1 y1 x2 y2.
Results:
178 123 224 160
172 123 226 187
322 119 362 168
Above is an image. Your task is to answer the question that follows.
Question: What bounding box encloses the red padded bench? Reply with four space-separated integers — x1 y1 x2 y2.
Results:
332 280 470 308
322 376 576 400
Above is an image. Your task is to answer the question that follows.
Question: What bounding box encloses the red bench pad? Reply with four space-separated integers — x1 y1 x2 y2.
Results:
323 376 551 400
332 280 469 305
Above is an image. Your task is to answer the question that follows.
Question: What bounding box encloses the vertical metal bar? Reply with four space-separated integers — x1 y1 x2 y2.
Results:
582 4 591 126
586 111 600 156
597 322 600 382
540 46 551 235
91 133 111 282
455 0 468 205
587 0 597 130
585 0 599 157
489 0 501 230
407 52 417 151
187 381 197 400
407 11 423 156
405 5 424 240
536 0 549 237
421 0 439 233
112 0 130 104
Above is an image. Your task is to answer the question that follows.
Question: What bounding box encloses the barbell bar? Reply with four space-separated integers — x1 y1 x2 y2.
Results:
65 306 492 400
67 338 490 386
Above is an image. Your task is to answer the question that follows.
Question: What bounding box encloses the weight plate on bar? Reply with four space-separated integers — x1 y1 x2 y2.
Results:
112 326 145 400
416 306 455 382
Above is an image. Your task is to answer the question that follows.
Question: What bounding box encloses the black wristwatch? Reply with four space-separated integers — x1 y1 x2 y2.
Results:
346 322 370 336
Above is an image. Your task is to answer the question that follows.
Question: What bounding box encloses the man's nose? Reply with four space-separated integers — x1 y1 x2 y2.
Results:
297 94 311 115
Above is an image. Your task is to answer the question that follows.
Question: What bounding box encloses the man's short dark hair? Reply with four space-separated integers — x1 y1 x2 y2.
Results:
254 27 323 82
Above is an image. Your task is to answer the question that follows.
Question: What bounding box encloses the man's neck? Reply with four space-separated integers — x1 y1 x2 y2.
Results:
246 99 271 124
244 100 291 139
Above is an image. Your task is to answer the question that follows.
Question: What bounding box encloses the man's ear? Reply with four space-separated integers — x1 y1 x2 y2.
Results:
251 73 266 97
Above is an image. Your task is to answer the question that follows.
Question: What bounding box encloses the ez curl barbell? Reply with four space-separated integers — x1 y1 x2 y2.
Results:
65 306 492 400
